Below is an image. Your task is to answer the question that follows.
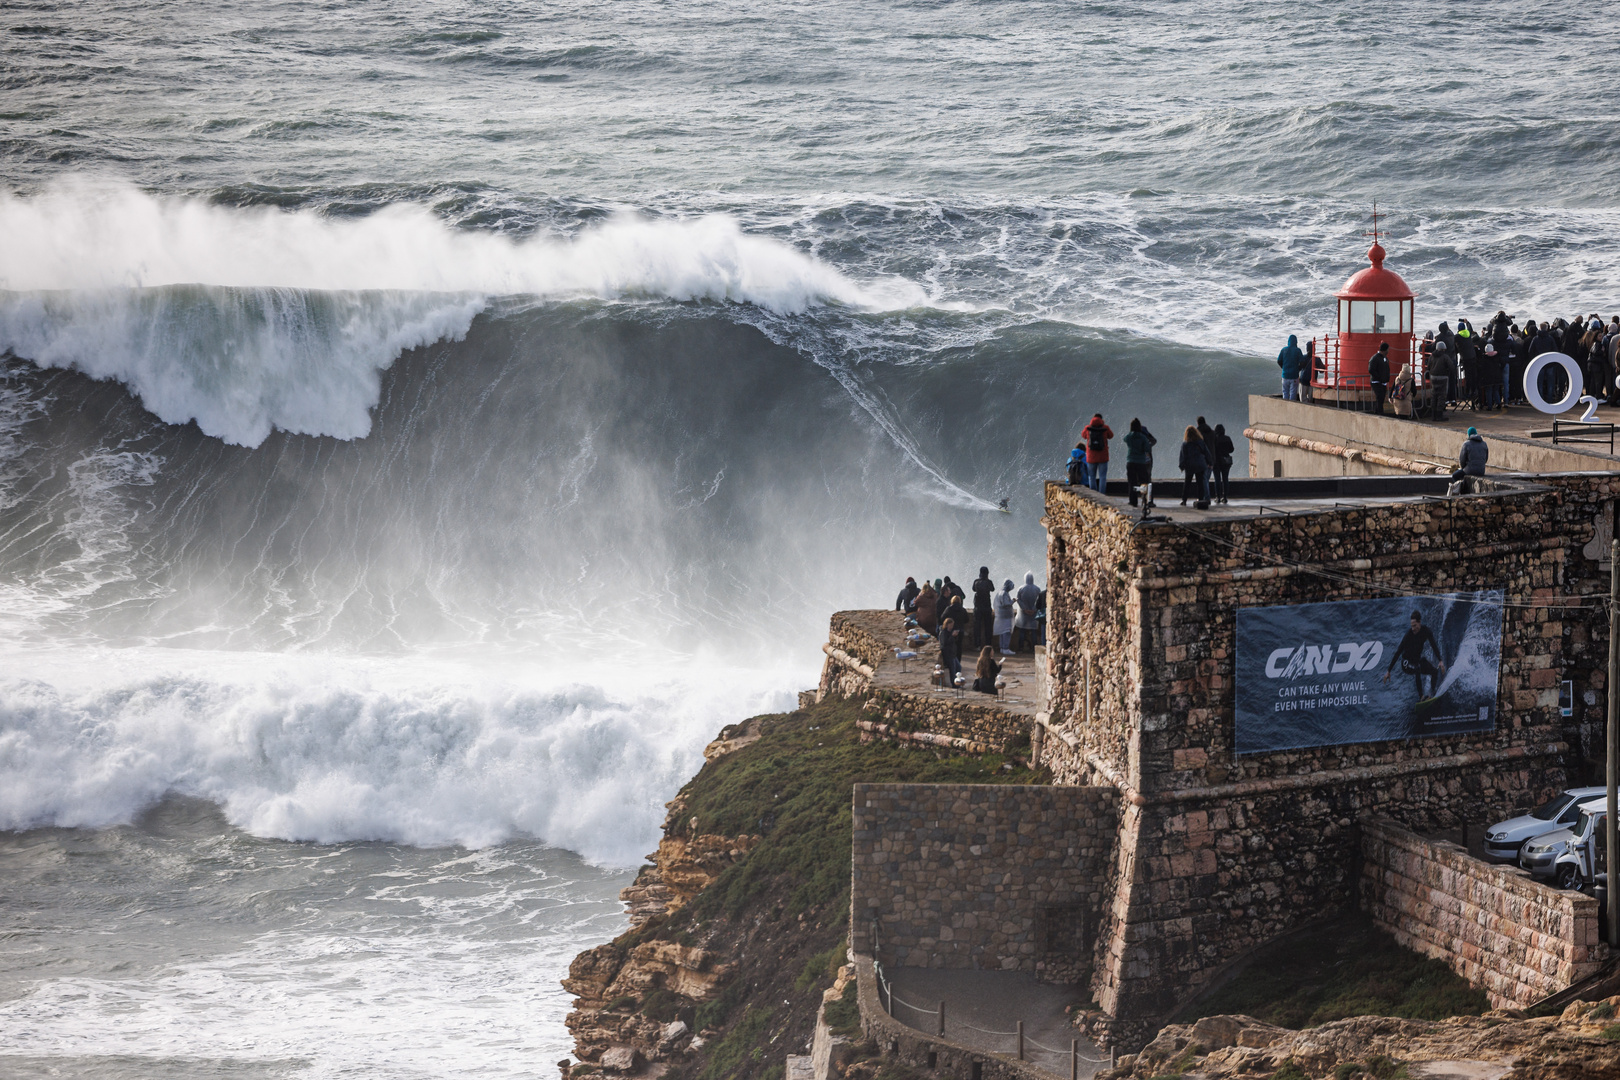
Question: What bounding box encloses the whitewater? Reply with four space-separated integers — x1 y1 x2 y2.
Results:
2 0 1617 1076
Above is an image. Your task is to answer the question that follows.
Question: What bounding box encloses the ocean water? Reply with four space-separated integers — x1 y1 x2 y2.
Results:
1 0 1617 1075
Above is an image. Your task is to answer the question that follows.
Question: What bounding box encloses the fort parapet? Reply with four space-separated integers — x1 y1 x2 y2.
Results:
825 422 1620 1049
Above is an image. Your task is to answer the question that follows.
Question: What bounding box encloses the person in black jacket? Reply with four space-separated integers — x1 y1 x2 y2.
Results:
1211 424 1236 504
939 617 962 682
939 593 969 648
1428 339 1455 421
971 566 995 650
895 576 919 612
1368 342 1392 415
1178 426 1212 507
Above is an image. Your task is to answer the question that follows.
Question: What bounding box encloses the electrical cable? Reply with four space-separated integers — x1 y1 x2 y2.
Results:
1165 518 1603 611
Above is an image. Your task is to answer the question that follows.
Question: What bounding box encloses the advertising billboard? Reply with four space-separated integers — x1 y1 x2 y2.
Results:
1234 590 1504 755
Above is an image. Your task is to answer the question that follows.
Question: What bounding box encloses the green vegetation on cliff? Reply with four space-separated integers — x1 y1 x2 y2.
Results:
630 696 1045 1080
1175 910 1489 1029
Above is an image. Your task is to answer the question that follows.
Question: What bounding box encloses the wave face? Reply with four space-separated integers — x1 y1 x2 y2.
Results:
0 195 1266 859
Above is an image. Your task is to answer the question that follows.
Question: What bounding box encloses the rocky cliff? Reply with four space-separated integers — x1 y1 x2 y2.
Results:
1107 1004 1620 1080
557 698 1044 1080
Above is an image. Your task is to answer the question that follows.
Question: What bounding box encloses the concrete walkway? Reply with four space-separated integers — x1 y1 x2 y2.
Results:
881 967 1110 1079
838 608 1043 717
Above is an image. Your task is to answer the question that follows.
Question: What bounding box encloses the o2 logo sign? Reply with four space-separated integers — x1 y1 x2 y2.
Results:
1524 352 1602 422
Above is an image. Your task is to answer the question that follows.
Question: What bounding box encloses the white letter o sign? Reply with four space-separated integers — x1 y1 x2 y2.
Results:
1523 352 1583 414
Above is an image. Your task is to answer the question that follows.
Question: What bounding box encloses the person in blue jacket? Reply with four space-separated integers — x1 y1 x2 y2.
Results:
1277 335 1305 401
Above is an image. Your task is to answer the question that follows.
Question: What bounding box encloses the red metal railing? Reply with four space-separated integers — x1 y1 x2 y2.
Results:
1308 334 1423 409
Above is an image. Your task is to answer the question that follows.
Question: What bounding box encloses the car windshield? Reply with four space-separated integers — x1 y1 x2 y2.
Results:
1531 795 1572 821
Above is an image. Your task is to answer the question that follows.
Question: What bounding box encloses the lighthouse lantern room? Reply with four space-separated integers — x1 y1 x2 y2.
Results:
1316 210 1418 406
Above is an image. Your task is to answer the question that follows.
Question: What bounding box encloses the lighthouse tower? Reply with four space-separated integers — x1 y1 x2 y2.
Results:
1319 212 1416 406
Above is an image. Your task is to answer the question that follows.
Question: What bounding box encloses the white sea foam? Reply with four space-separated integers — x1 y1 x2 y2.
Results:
0 646 803 865
0 181 926 446
0 180 917 308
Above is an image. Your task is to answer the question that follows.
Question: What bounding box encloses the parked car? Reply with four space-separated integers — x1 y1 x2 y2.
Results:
1551 801 1615 894
1483 785 1607 862
1521 797 1607 886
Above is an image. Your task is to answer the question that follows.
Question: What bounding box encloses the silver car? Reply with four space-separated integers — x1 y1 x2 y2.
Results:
1483 785 1606 862
1520 797 1607 881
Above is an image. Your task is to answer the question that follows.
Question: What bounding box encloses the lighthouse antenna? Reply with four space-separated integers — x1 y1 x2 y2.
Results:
1363 201 1383 246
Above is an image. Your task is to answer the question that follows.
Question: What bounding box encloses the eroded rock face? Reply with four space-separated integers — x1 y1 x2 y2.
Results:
1107 1003 1620 1080
562 827 756 1068
620 833 760 933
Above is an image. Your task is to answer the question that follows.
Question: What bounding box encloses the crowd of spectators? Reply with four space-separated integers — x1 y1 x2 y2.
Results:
1282 313 1620 418
894 568 1044 694
1067 413 1234 509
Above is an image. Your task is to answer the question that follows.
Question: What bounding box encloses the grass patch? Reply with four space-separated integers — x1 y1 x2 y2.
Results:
823 979 861 1037
699 1005 774 1080
795 943 845 994
1177 910 1489 1029
1164 1043 1204 1073
641 987 684 1023
694 978 748 1033
1603 1023 1620 1042
1270 1064 1310 1080
678 698 1043 921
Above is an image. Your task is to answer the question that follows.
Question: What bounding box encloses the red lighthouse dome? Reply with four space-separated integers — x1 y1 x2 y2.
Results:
1318 224 1418 405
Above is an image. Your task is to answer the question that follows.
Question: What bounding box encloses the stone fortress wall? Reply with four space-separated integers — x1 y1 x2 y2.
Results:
1040 475 1596 1047
1361 818 1605 1007
851 784 1119 983
826 462 1620 1052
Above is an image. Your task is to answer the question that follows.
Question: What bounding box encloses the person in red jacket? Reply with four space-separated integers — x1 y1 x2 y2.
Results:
1079 414 1113 492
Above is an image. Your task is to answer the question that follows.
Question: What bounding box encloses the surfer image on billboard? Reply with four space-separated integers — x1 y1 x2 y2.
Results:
1382 609 1447 706
1234 590 1503 755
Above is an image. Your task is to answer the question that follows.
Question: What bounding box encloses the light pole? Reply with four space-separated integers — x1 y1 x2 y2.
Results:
1607 540 1618 946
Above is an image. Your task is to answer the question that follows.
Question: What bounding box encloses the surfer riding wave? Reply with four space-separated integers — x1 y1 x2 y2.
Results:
1382 610 1448 701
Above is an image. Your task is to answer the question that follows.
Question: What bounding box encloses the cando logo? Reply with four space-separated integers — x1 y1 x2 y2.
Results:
1265 642 1384 679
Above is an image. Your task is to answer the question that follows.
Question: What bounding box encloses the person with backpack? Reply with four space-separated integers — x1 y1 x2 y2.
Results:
1123 418 1156 508
1210 423 1236 504
1066 447 1086 487
1080 413 1113 492
1276 334 1305 400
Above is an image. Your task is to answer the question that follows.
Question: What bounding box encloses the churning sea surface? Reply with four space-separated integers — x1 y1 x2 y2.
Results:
0 0 1617 1075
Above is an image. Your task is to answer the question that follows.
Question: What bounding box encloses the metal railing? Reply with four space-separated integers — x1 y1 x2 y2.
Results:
872 957 1113 1079
1530 419 1618 453
1305 335 1437 413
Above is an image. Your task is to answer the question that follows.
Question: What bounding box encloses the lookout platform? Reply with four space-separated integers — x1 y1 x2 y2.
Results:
817 609 1043 754
1246 394 1620 480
